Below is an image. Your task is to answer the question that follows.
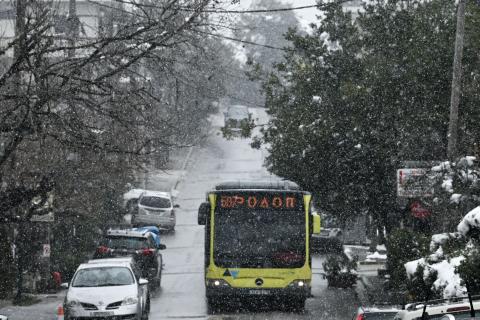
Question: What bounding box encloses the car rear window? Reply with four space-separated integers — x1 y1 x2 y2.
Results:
104 236 150 249
366 312 398 320
140 196 171 208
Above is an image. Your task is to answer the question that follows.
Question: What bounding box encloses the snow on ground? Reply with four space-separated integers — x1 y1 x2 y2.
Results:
366 251 387 260
458 206 480 236
432 161 451 172
450 193 462 204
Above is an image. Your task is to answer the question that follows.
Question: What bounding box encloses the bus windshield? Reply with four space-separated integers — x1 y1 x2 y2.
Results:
213 209 306 268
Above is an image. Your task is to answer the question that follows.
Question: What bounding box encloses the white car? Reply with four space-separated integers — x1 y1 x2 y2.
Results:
64 260 150 320
394 297 480 320
132 190 178 231
0 315 8 320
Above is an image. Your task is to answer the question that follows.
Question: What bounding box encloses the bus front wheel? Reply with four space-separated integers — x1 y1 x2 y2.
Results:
207 297 220 314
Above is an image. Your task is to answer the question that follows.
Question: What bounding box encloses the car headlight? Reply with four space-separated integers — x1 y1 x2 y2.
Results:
206 279 230 287
122 297 139 305
288 280 309 288
65 299 80 308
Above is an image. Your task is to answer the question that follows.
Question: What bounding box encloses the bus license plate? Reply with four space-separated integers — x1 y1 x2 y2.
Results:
91 311 114 316
249 289 271 295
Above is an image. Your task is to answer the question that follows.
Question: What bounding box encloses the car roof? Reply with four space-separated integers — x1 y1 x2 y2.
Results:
363 306 401 312
140 190 171 198
123 188 145 200
87 257 134 265
106 229 149 238
397 298 480 319
79 260 132 269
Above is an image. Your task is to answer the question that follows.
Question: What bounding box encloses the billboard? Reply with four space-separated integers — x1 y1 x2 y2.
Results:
397 168 434 198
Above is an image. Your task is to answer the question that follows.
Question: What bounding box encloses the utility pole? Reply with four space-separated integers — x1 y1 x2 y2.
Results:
447 0 466 160
13 0 26 303
68 0 78 58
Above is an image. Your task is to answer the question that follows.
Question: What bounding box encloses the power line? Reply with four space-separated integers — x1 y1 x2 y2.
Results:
201 4 319 13
182 1 349 14
194 30 293 52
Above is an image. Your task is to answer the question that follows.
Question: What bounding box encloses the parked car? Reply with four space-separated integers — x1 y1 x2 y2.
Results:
312 227 343 253
354 306 400 319
93 228 166 288
441 314 480 319
64 259 150 320
123 188 145 214
395 296 480 320
132 190 179 231
0 315 8 320
223 105 251 133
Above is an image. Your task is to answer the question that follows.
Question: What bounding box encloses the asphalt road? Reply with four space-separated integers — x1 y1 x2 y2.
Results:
148 111 361 320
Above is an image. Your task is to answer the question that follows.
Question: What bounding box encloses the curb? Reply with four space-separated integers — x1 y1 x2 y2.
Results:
355 276 370 304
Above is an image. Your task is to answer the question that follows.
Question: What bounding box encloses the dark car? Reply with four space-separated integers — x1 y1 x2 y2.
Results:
354 306 400 320
311 227 344 253
93 228 166 288
223 105 251 133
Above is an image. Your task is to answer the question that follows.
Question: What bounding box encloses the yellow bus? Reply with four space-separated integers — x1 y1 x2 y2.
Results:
197 181 321 311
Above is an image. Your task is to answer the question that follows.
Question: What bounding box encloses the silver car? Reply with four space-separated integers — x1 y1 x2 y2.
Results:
132 190 178 231
64 260 150 320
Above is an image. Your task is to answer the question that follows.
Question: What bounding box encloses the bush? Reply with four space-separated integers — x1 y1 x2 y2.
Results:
386 229 430 293
406 264 442 302
322 254 358 288
457 242 480 295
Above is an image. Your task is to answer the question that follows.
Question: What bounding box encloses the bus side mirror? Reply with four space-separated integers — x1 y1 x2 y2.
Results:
198 202 209 225
313 213 321 234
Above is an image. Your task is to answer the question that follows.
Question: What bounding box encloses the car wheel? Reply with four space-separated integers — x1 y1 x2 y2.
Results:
141 297 150 320
206 297 219 314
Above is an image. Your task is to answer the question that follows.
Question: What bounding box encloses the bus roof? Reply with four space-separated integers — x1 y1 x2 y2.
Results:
214 180 301 191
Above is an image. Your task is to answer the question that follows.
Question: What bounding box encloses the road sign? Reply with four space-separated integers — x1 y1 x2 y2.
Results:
42 244 51 257
410 201 431 219
397 168 434 198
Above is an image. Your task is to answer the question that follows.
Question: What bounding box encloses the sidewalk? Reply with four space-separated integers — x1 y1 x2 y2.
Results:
0 292 65 320
135 146 195 193
346 245 397 306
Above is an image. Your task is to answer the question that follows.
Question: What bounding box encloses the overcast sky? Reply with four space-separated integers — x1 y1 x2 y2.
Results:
227 0 320 30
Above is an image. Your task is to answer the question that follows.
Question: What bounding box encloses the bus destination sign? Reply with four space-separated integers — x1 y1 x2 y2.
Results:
217 193 303 210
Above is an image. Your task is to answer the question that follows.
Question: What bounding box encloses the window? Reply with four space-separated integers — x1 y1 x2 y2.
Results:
72 267 134 287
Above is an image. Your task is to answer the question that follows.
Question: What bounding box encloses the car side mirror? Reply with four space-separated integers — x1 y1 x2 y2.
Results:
158 244 166 250
139 278 149 286
198 202 210 225
61 282 69 289
313 213 321 234
173 204 180 208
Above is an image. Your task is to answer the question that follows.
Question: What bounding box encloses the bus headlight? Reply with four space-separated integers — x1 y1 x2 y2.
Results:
206 279 230 287
288 280 309 288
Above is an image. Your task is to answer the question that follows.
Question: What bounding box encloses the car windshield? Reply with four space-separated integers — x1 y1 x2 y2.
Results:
72 267 134 287
140 196 171 208
104 237 149 250
213 209 305 268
